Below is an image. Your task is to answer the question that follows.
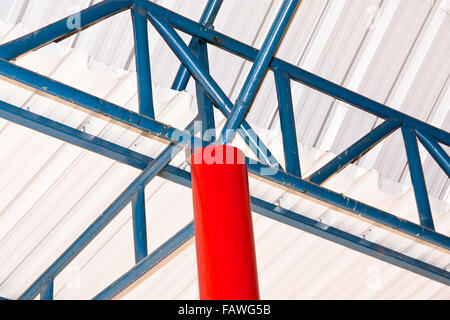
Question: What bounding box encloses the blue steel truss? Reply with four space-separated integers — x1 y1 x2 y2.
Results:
0 0 448 300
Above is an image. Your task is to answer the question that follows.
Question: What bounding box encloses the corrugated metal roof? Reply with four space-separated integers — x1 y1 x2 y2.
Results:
0 0 448 299
2 0 447 199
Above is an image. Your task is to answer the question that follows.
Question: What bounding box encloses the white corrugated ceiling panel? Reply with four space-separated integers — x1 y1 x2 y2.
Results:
0 0 448 299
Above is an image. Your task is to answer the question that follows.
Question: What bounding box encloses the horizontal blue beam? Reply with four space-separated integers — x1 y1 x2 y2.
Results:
1 101 448 297
135 0 449 146
221 0 299 141
416 129 450 177
0 0 131 61
308 119 401 185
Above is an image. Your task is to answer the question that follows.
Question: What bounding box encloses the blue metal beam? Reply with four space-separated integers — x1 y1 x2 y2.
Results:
131 187 148 263
416 129 450 177
19 119 197 300
134 0 449 146
402 125 434 230
221 0 299 143
171 0 223 91
192 39 216 143
131 5 154 118
1 101 448 296
274 69 301 177
0 0 131 61
40 279 53 300
144 10 280 167
308 119 401 185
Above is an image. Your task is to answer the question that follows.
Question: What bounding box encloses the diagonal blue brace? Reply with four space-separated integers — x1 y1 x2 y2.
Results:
0 0 131 61
274 69 301 177
220 0 300 144
402 125 434 230
308 119 402 185
172 0 223 91
131 5 155 118
416 129 450 177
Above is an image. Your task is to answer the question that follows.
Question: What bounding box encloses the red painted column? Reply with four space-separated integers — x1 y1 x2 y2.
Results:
190 145 259 300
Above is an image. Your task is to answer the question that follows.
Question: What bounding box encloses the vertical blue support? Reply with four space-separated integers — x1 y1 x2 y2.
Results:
416 129 450 177
131 187 148 263
131 6 154 118
192 39 215 143
274 69 301 177
402 125 434 230
40 279 53 300
308 119 401 185
171 0 224 91
220 0 299 143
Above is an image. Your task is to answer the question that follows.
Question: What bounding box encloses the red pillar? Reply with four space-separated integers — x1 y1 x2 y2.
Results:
190 145 259 300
